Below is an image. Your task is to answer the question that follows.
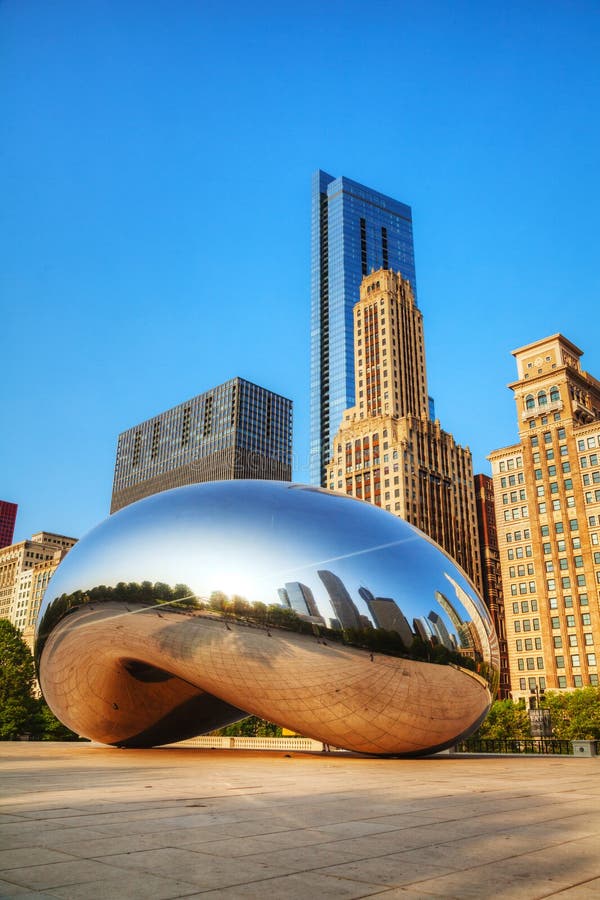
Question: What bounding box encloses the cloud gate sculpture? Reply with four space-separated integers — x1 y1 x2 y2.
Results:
36 481 499 755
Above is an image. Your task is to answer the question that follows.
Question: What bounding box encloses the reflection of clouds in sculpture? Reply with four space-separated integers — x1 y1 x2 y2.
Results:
36 481 499 755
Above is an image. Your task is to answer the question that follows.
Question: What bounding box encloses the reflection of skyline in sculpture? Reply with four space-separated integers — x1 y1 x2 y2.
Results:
427 610 456 651
413 616 435 644
359 587 413 647
443 573 486 660
317 569 362 629
435 589 474 655
35 480 499 754
284 582 320 618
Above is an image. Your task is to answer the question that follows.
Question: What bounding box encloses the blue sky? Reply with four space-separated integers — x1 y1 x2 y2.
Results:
2 0 599 543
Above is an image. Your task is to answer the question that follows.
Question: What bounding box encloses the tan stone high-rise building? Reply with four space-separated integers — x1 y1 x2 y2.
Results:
325 268 481 590
0 532 77 650
489 334 600 701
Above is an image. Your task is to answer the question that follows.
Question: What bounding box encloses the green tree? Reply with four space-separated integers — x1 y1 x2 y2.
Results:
32 699 78 741
0 619 37 739
216 716 282 737
0 619 77 741
544 687 600 740
474 699 532 740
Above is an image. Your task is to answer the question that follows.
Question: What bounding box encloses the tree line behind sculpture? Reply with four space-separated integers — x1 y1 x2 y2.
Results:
37 580 479 673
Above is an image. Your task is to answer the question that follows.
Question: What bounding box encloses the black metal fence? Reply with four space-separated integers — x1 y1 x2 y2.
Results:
456 737 574 755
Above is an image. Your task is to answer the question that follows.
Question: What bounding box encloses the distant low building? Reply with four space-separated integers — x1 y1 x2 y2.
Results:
0 531 77 650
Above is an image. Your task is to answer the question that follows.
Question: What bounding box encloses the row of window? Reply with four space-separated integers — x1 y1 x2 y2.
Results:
503 506 528 521
553 633 595 648
519 675 599 689
509 582 537 596
508 563 535 576
507 545 532 559
552 613 592 628
511 600 538 613
578 436 600 451
516 637 542 651
513 618 540 632
516 653 598 671
500 472 525 488
517 657 544 670
535 479 573 493
555 654 597 668
498 457 523 472
524 388 560 409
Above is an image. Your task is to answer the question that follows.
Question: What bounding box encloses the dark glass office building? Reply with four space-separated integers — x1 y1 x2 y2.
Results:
111 378 292 513
0 500 18 549
310 170 416 485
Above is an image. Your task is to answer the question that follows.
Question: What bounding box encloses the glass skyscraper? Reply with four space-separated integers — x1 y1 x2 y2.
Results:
310 170 416 485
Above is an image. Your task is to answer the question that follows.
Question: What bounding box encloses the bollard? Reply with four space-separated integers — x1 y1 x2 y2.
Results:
572 740 597 757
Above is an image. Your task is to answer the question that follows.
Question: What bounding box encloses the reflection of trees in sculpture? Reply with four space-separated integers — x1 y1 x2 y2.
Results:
36 581 196 665
38 578 480 675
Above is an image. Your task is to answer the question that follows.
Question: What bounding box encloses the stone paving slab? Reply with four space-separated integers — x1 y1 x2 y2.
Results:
0 743 599 899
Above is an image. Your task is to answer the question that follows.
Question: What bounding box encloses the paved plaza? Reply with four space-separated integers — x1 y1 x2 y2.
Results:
0 743 599 899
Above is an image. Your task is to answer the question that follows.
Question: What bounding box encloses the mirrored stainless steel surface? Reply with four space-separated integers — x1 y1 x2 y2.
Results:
36 481 499 755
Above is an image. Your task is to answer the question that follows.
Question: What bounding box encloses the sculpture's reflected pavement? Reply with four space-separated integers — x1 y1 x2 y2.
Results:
36 481 499 755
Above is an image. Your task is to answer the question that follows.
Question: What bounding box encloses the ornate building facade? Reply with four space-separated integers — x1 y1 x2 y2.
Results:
310 170 416 486
489 335 600 700
325 268 481 590
0 531 77 649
